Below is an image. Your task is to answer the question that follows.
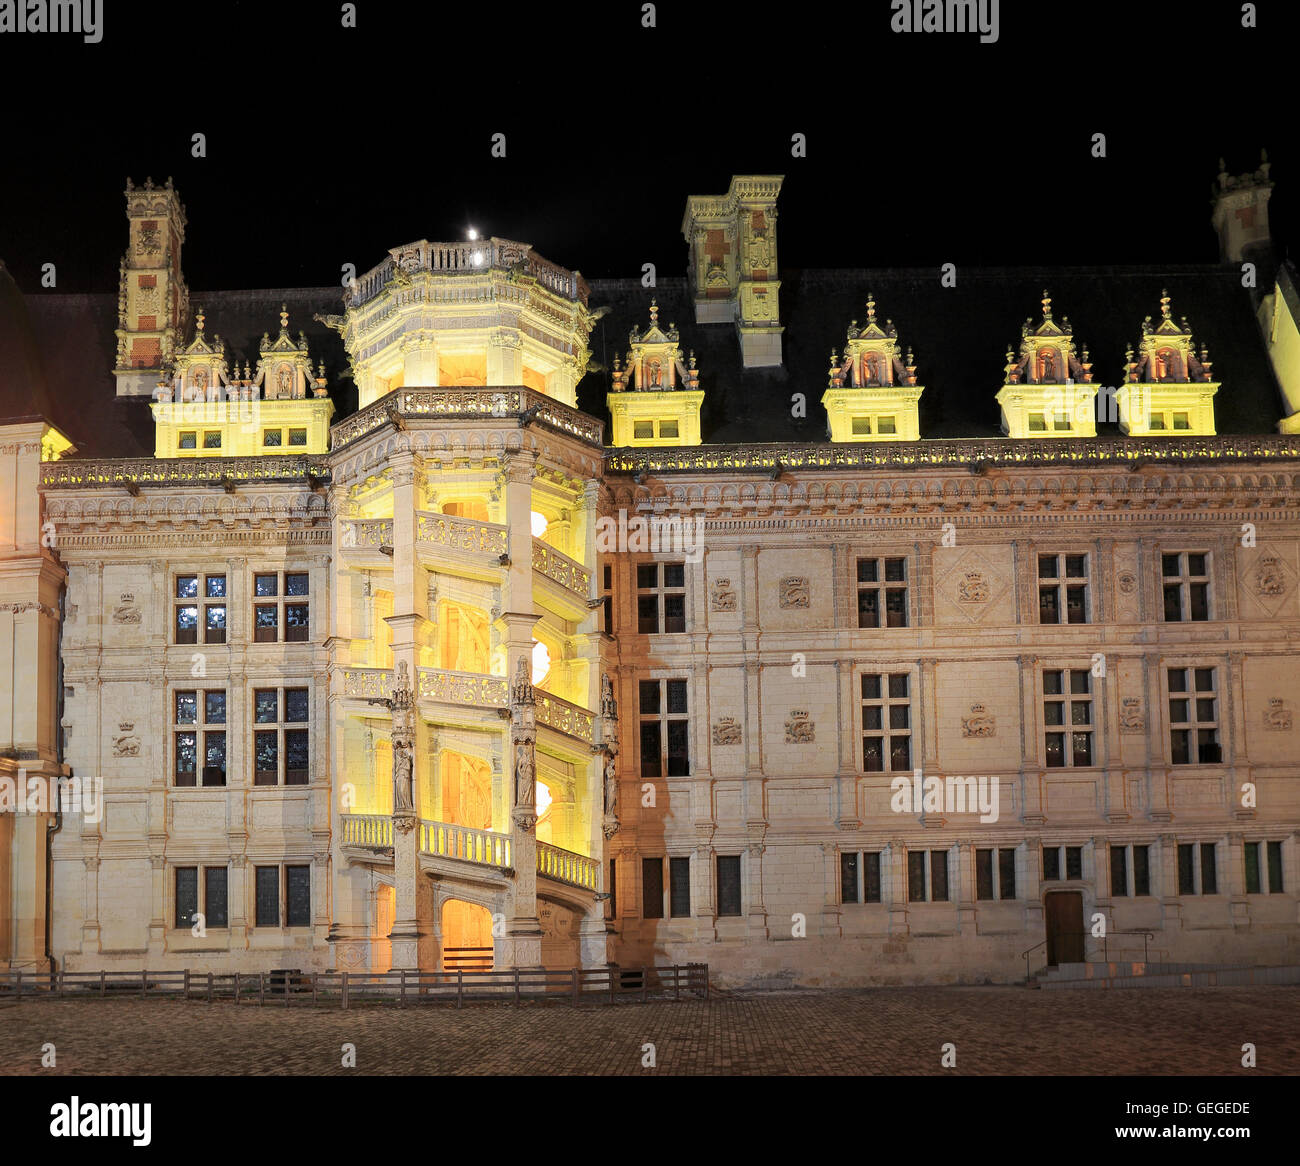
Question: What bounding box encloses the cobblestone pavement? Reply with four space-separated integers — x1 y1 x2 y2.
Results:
2 987 1297 1075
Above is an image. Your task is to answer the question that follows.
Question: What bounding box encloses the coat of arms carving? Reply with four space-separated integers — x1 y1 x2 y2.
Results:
710 578 737 612
779 577 809 608
712 717 742 746
784 710 815 743
1264 698 1292 731
1255 557 1286 597
961 704 996 737
112 594 142 624
956 569 990 603
1119 697 1145 734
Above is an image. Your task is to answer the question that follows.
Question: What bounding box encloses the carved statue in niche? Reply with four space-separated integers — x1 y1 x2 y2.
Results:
1038 348 1057 383
515 740 535 806
192 367 208 396
604 754 618 816
1155 348 1177 381
277 366 293 397
647 359 663 389
510 656 534 707
601 673 617 722
366 660 415 817
863 352 882 386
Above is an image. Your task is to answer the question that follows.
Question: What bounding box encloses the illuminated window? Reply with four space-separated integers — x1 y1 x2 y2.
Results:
1149 413 1166 430
1053 412 1071 432
659 420 679 439
1172 411 1190 430
633 421 653 440
175 574 225 644
288 428 307 446
851 417 872 435
263 429 282 447
203 431 222 448
530 640 551 686
1028 413 1046 432
254 687 311 786
876 415 897 435
1044 669 1092 767
173 687 226 787
179 431 197 449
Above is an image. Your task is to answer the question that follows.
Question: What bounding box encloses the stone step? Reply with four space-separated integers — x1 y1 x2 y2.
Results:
1037 964 1300 990
1037 960 1227 982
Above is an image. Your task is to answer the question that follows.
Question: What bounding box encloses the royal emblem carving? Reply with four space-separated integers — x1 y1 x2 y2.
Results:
779 577 809 609
784 710 815 744
112 594 142 624
961 704 995 738
1117 571 1138 595
112 723 141 757
1119 697 1145 734
957 569 990 603
1264 698 1292 731
710 578 738 612
1255 557 1286 597
712 717 742 746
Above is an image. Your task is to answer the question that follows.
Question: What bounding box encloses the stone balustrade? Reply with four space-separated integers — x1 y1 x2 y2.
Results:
417 667 508 708
40 455 330 488
341 667 390 699
340 518 393 548
535 690 595 745
340 814 393 848
420 820 512 869
532 541 591 599
417 510 508 556
537 841 599 890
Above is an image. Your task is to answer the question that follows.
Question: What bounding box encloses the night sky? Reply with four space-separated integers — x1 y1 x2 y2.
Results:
0 0 1294 292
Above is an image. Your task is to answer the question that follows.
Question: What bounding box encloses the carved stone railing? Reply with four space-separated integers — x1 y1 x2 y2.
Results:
341 667 390 699
340 518 393 548
605 434 1300 475
40 455 331 488
417 511 508 556
417 667 508 708
340 814 393 849
532 541 591 599
420 819 512 870
330 387 603 450
346 238 588 309
536 841 599 890
535 691 595 745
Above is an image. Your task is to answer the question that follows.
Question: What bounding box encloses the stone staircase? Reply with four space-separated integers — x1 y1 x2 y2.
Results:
1028 961 1300 990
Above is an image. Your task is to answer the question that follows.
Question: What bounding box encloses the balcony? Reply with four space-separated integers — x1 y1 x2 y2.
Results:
534 690 595 746
532 541 591 604
417 666 508 709
417 511 508 571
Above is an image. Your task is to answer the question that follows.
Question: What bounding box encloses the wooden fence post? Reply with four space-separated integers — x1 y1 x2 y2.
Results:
101 970 107 998
258 972 265 1006
514 967 521 1007
341 971 349 1011
457 968 463 1009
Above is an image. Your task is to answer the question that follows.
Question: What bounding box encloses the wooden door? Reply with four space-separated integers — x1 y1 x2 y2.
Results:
1044 891 1084 966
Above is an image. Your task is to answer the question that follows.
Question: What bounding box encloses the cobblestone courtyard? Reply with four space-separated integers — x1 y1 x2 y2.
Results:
3 986 1298 1075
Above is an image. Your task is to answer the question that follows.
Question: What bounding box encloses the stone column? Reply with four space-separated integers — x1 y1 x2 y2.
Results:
506 658 542 969
486 328 523 387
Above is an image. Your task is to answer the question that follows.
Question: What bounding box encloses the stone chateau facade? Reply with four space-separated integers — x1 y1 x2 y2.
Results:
1 165 1299 986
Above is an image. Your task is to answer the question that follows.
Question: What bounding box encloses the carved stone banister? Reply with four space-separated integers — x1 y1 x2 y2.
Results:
532 541 591 598
340 814 393 849
536 841 599 890
417 511 508 556
40 455 331 488
420 819 512 869
329 386 603 450
341 668 391 699
534 690 596 745
340 518 393 548
417 667 508 708
605 434 1300 475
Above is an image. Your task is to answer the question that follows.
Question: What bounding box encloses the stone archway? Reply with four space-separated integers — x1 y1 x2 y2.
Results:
441 898 494 971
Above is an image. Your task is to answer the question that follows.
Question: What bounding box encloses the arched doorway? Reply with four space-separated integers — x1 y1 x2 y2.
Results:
442 899 494 971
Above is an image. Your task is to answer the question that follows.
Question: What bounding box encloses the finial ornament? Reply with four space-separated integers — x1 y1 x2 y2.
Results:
1041 290 1052 320
865 294 876 321
279 303 289 332
648 299 659 326
195 307 205 333
1160 290 1171 319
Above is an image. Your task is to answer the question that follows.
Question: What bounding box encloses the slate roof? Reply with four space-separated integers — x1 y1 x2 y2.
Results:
5 262 1287 459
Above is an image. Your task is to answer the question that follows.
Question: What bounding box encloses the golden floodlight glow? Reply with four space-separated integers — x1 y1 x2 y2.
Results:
535 780 553 818
531 640 551 686
467 228 478 241
530 510 548 538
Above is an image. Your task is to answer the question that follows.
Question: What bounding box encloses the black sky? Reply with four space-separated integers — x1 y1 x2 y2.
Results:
0 0 1294 292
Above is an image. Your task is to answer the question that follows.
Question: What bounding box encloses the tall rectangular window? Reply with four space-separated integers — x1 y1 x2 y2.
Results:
601 564 614 636
716 855 742 916
1038 554 1089 624
175 573 226 645
840 852 883 904
253 571 310 643
205 867 229 928
639 678 690 777
636 562 686 634
286 865 311 926
174 688 226 787
1178 842 1219 895
860 672 911 772
1044 669 1093 767
669 856 691 918
642 857 664 919
1162 552 1210 622
1109 844 1152 897
976 848 1018 900
1110 845 1128 897
856 556 908 629
1246 841 1285 894
175 867 198 929
1168 667 1221 764
607 858 617 919
255 866 279 927
254 686 310 786
907 850 949 902
1043 844 1084 881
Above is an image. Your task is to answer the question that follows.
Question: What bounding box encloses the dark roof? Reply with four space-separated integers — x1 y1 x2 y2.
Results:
8 263 1286 459
0 259 56 426
581 265 1286 442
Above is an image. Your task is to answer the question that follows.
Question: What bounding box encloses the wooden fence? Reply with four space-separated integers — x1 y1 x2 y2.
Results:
0 964 709 1009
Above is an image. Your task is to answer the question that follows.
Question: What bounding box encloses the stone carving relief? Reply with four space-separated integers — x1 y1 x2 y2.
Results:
1255 557 1287 597
712 717 742 746
1119 697 1145 734
1116 571 1138 595
112 593 142 624
112 723 141 757
961 704 996 738
1264 698 1292 731
779 577 809 609
956 569 990 603
710 578 737 612
784 710 815 744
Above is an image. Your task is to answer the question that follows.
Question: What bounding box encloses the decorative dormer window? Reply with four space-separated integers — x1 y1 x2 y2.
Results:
1116 291 1219 437
822 294 923 442
607 301 704 447
996 291 1097 438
